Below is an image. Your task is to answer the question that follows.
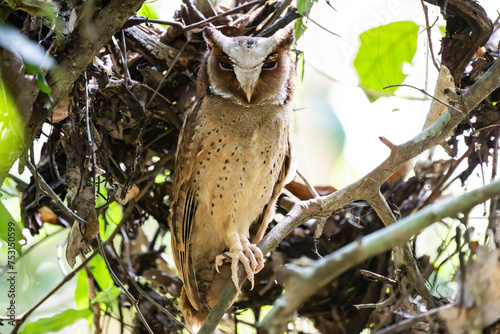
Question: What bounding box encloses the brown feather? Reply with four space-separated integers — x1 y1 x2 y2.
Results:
169 28 296 329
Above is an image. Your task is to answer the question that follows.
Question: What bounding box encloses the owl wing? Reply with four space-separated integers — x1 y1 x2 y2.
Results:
170 98 204 310
252 132 295 244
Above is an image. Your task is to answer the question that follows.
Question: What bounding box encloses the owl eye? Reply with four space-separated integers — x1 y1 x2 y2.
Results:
219 61 233 70
262 61 277 70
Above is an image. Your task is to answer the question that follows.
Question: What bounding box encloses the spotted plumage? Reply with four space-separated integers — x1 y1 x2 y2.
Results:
169 27 296 328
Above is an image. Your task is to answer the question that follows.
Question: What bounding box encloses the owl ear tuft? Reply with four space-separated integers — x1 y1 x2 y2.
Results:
203 27 224 49
274 28 295 51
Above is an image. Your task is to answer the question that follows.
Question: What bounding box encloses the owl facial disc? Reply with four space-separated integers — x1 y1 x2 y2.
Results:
207 28 276 103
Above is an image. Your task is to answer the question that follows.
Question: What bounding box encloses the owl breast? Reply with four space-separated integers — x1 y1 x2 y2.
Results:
189 96 290 262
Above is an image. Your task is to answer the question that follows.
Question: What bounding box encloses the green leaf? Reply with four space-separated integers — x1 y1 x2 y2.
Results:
0 24 55 109
294 17 307 40
0 80 27 176
155 173 166 183
295 0 317 39
89 255 115 291
19 309 92 334
24 64 51 94
92 285 121 307
0 199 26 255
0 24 55 69
99 201 121 240
296 0 318 14
75 269 90 310
5 0 58 20
137 4 159 20
24 63 54 109
106 201 122 225
353 21 419 102
439 25 446 37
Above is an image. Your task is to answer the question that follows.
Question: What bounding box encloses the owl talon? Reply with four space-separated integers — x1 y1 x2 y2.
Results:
215 237 264 292
244 242 264 273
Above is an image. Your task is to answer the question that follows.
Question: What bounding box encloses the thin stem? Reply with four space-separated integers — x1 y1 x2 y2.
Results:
25 160 90 226
97 234 155 334
184 0 267 31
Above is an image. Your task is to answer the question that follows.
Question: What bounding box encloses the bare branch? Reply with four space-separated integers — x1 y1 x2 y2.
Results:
259 178 500 331
199 56 500 334
420 0 440 71
25 160 90 226
384 83 462 113
184 0 267 31
296 169 320 198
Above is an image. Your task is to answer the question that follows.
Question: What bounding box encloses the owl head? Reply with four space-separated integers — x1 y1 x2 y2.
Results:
202 27 295 106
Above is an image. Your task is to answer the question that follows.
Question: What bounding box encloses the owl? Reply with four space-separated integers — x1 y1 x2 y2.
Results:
169 27 296 327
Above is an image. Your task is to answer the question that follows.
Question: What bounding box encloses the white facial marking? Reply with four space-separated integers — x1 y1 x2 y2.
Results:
211 30 278 103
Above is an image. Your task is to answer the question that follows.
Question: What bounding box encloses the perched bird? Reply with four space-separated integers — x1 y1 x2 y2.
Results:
169 27 296 327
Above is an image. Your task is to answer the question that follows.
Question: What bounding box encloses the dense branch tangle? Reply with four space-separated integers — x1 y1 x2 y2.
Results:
5 0 499 332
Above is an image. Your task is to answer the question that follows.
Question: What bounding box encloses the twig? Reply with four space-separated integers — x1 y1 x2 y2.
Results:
307 17 340 37
244 2 275 28
126 17 185 30
354 291 396 310
360 269 397 285
367 191 396 226
25 160 90 226
374 307 442 334
296 169 320 198
259 178 500 331
130 0 267 32
184 0 267 31
97 234 155 334
145 38 190 109
379 136 396 150
471 124 500 135
366 191 434 306
84 71 98 198
109 245 191 332
384 83 462 113
325 0 337 11
257 6 301 37
420 0 440 71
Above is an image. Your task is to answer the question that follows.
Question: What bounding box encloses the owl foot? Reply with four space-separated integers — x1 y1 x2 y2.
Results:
215 236 264 291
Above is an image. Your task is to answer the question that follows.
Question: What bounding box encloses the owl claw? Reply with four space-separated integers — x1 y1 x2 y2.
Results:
215 236 264 292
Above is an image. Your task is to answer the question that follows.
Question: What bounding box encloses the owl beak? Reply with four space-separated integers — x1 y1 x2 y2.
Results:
234 67 259 103
244 86 253 103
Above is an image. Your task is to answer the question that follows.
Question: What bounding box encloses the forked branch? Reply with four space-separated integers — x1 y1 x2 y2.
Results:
198 57 500 334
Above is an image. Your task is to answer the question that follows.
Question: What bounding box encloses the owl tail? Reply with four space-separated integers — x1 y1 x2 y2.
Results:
180 264 236 329
206 264 234 307
179 288 209 330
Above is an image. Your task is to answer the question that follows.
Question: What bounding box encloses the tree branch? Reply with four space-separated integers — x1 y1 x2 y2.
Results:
198 57 500 333
0 0 146 185
259 178 500 332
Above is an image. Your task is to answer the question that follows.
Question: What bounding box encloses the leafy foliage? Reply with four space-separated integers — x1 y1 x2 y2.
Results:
137 3 159 20
354 21 419 101
0 24 54 69
294 0 318 39
0 81 27 193
0 24 54 106
19 309 92 334
0 200 25 254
